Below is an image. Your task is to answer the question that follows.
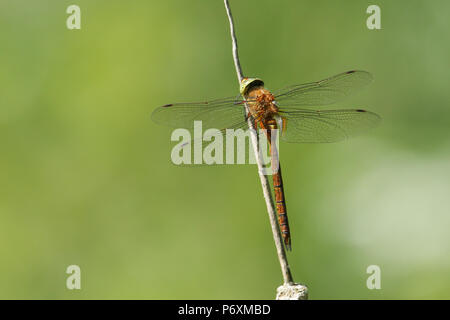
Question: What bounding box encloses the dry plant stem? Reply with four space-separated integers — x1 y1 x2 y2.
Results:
223 0 293 285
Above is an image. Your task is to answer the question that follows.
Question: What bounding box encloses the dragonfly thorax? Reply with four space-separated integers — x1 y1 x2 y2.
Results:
246 86 280 123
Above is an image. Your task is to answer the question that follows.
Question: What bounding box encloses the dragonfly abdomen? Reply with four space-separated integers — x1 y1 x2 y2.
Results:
273 166 291 250
264 120 292 251
264 122 292 251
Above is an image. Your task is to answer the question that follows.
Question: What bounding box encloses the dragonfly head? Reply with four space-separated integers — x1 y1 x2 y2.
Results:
240 77 264 96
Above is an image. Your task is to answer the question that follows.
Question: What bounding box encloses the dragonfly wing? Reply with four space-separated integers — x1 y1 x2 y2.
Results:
153 96 262 166
279 108 381 143
152 96 251 129
273 70 373 107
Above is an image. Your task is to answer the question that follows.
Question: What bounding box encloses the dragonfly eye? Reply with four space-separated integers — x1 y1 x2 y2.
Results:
240 78 264 95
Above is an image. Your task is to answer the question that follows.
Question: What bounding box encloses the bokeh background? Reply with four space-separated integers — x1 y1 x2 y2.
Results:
0 0 449 299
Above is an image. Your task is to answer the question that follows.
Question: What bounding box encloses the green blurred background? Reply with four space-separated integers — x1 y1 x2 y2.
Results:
0 0 449 299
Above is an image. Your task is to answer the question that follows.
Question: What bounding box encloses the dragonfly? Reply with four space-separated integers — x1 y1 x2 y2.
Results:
152 70 381 250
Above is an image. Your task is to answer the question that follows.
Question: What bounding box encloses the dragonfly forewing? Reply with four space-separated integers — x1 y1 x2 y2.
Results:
273 70 373 107
151 99 250 129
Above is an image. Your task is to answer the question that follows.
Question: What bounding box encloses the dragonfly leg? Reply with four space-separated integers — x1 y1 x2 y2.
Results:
282 118 288 135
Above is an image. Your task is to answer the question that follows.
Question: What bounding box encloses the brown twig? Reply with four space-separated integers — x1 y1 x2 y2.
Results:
224 2 307 298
